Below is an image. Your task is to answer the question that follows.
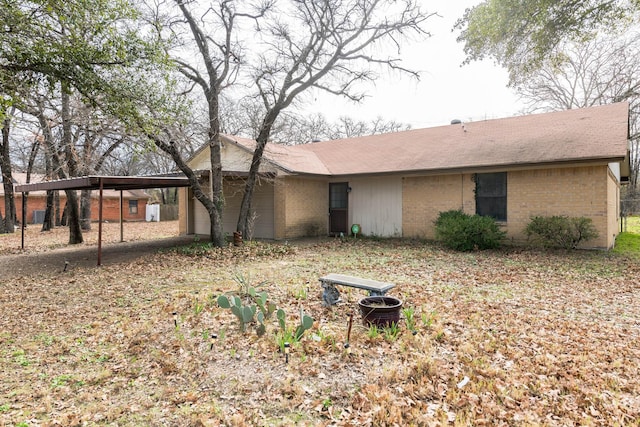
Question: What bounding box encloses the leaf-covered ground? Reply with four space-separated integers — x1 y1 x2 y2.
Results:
1 222 639 426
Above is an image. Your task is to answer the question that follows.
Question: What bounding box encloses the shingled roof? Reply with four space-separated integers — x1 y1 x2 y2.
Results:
225 102 629 177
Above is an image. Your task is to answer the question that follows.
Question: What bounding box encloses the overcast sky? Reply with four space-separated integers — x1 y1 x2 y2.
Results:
303 0 526 129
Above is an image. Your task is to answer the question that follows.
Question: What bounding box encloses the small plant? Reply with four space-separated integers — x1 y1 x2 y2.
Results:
402 307 417 333
12 350 30 367
322 398 333 409
51 374 74 388
217 273 276 335
291 285 308 300
295 308 314 340
193 299 205 315
367 324 380 339
275 308 314 351
0 403 9 412
434 210 506 251
383 322 400 342
421 310 437 328
276 331 296 354
217 294 257 333
525 215 598 249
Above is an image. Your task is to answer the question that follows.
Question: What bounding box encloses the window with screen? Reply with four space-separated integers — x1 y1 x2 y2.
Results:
129 199 138 215
475 172 507 221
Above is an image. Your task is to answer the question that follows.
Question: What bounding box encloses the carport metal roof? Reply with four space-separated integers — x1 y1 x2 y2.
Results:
15 175 191 265
14 175 191 192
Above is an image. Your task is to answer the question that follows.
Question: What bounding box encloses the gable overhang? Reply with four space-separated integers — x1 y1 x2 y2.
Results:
620 149 631 183
197 169 278 179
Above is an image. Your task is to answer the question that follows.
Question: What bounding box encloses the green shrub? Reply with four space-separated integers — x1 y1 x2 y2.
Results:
434 210 506 251
525 215 598 249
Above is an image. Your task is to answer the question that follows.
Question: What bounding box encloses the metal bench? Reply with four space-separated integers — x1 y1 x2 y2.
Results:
319 273 396 306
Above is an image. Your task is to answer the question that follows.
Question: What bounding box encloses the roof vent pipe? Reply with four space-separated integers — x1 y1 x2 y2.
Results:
450 119 462 125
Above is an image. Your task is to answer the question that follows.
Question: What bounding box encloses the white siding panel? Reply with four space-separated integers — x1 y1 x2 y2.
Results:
193 197 210 235
349 176 402 237
192 179 275 239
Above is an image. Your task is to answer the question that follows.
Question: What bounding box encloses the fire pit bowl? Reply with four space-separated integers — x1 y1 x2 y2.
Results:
358 296 403 328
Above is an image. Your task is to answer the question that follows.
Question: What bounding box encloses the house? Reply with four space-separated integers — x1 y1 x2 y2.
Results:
1 173 151 224
179 102 630 248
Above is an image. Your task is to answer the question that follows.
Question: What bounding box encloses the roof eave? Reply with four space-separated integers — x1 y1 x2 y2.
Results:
325 157 627 178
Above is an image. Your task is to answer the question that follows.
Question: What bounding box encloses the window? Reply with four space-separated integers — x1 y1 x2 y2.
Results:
129 199 138 215
476 172 507 221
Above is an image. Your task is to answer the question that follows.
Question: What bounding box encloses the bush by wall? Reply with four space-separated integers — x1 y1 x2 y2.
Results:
525 215 598 249
434 210 506 251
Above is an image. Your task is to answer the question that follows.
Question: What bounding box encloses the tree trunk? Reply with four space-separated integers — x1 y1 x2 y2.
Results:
1 112 16 233
64 190 83 244
80 189 92 230
173 0 226 247
237 110 279 238
60 84 83 244
55 191 61 226
42 190 55 231
61 201 68 227
208 135 225 246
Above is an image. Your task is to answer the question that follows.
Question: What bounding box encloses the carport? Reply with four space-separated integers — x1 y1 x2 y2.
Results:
15 175 191 265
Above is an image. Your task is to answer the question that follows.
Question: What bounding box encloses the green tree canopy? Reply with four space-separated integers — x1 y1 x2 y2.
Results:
455 0 640 85
0 0 166 114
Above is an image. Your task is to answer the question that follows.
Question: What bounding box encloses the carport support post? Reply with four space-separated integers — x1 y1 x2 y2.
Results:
21 191 26 249
119 190 123 242
98 178 103 266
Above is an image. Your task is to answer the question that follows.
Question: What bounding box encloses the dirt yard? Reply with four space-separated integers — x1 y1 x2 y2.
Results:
0 221 190 276
0 223 639 426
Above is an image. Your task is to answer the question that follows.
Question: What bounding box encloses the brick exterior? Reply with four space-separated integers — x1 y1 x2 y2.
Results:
8 193 148 224
402 174 475 239
275 176 328 239
505 166 609 247
607 168 621 248
402 165 617 248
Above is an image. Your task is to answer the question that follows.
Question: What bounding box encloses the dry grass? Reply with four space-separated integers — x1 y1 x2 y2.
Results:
0 223 639 426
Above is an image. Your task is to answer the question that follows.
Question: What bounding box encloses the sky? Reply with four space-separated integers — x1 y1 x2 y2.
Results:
303 0 526 129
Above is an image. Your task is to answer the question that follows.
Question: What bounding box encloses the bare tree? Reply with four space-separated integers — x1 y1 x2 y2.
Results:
516 33 640 188
220 97 410 144
0 108 17 233
144 0 431 244
236 0 432 237
140 0 274 247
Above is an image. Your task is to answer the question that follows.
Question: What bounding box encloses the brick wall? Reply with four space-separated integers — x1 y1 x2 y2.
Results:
607 168 620 248
276 176 327 239
506 166 609 247
402 174 475 239
96 197 147 222
402 165 615 248
10 194 147 224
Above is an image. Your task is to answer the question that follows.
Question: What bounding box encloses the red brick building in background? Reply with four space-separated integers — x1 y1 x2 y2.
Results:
1 173 150 224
